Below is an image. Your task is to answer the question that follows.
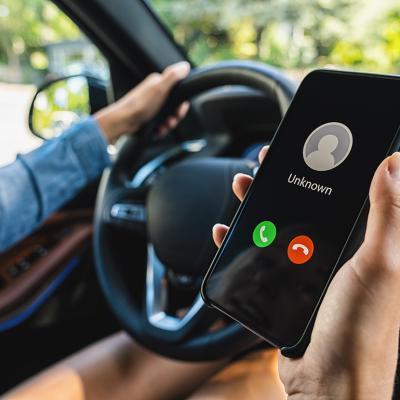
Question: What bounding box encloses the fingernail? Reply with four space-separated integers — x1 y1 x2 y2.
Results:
173 61 190 75
233 173 240 183
213 223 228 230
175 61 190 68
388 152 400 180
212 224 220 233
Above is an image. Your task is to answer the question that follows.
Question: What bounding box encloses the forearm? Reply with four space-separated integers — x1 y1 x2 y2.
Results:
6 332 225 400
287 378 396 400
287 375 395 400
285 341 399 399
94 101 142 143
0 118 110 252
0 63 189 252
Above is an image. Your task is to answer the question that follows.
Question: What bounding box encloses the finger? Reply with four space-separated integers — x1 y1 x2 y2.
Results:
166 116 178 130
162 61 191 90
157 101 189 136
232 173 253 202
356 152 400 278
230 146 268 202
176 101 190 120
212 223 229 248
156 124 169 137
258 145 269 164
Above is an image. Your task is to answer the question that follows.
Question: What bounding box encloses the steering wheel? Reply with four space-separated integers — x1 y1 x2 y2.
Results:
94 61 296 361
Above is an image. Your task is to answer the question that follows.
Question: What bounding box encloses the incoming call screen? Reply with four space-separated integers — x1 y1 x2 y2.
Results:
203 70 400 347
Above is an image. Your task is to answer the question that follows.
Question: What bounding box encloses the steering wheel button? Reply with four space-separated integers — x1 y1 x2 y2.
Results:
110 203 145 222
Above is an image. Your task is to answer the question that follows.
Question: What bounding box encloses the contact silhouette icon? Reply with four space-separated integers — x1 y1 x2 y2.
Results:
303 122 353 171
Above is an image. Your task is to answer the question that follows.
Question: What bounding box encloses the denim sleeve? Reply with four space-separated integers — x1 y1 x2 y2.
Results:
0 117 110 252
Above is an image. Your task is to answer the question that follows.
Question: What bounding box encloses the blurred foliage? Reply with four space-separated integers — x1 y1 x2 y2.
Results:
0 0 80 81
32 76 89 139
1 0 400 79
152 0 400 73
0 0 80 60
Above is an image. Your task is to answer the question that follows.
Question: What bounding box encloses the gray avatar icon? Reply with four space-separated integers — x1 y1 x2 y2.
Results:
303 122 353 171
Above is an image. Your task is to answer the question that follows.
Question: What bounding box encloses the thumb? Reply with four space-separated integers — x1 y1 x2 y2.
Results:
357 152 400 277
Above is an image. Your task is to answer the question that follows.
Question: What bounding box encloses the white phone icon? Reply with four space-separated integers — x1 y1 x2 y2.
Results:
292 243 309 255
259 226 268 243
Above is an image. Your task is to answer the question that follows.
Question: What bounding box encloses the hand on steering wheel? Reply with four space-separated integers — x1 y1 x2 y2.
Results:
95 61 191 142
214 147 400 399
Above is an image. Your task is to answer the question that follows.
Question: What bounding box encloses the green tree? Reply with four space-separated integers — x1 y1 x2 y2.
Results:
153 0 360 68
0 0 80 76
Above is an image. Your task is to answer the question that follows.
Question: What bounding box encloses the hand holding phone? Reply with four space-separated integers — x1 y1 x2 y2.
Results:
213 148 400 399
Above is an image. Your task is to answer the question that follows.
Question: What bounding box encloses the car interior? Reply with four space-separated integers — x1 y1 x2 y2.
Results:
1 0 400 398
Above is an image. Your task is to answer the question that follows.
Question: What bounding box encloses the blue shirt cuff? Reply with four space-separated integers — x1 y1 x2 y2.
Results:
67 116 111 182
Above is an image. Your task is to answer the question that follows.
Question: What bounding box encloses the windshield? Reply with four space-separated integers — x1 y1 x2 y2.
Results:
151 0 400 79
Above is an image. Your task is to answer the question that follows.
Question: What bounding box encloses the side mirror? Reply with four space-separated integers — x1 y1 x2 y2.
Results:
28 75 108 140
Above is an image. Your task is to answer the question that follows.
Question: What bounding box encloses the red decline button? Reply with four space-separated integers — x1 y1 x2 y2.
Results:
287 235 314 265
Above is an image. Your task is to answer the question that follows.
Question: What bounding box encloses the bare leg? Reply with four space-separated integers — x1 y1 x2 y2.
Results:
5 331 227 400
187 349 287 400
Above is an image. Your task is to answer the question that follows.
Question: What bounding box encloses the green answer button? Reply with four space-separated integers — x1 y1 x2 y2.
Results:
252 220 277 248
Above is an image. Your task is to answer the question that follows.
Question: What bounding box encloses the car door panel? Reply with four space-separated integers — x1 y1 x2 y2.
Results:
0 210 92 327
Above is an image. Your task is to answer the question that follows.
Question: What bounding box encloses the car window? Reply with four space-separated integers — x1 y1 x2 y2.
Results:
0 0 108 166
151 0 400 80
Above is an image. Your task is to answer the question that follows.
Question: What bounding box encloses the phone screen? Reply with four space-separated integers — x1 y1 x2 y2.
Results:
202 70 400 348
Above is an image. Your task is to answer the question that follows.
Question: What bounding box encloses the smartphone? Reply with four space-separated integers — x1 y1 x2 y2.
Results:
201 69 400 357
